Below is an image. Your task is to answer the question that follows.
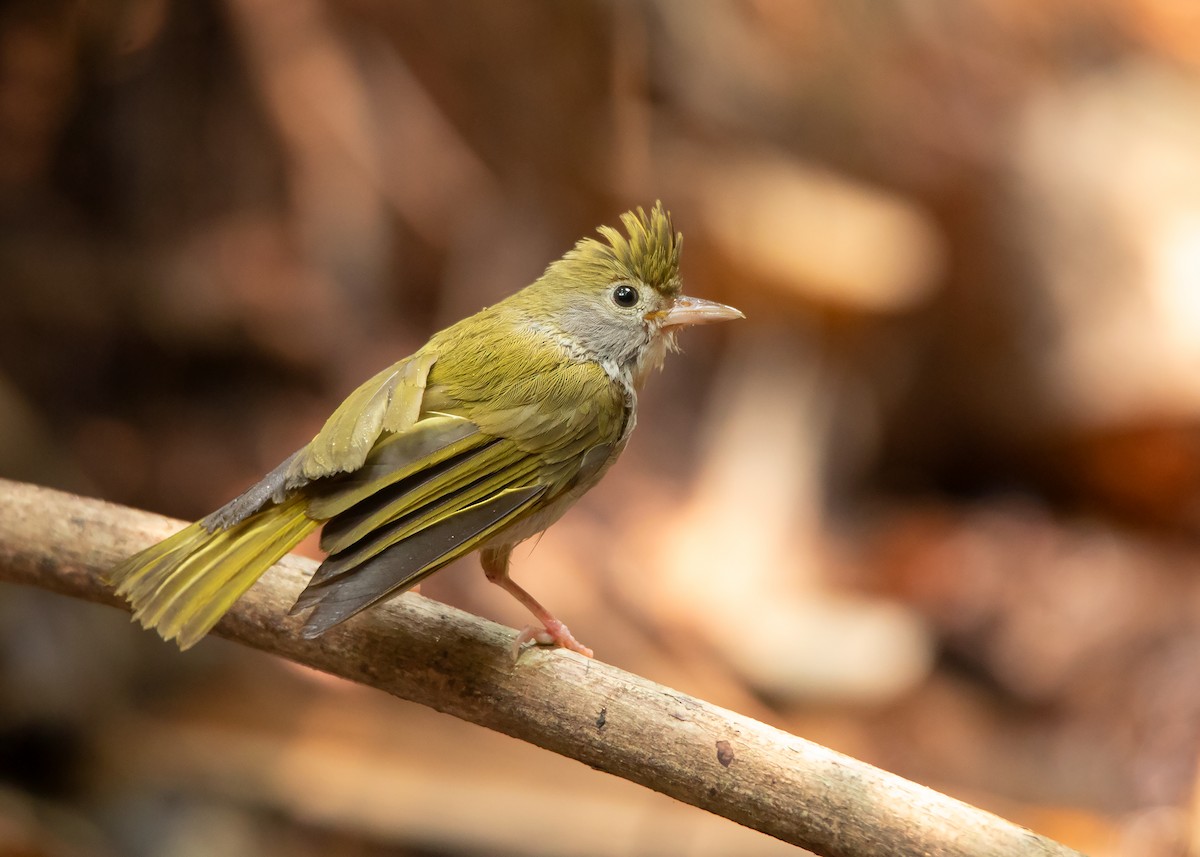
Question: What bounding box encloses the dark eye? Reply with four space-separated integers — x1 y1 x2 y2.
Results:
612 284 639 307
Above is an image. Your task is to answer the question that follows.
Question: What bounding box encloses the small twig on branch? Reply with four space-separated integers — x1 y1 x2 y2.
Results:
0 478 1084 857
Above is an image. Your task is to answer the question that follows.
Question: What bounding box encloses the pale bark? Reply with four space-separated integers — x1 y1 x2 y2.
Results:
0 478 1085 857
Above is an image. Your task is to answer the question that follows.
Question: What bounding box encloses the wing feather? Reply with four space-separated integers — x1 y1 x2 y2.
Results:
305 412 485 520
296 485 546 636
313 447 541 579
288 351 438 484
315 443 534 556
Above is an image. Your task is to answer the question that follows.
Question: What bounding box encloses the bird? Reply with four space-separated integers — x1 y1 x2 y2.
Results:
107 202 743 657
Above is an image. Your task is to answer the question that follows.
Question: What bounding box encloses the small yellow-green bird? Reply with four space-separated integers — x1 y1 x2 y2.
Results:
108 203 743 656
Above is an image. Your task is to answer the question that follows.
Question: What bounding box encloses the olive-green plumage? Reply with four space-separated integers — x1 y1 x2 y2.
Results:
107 202 742 654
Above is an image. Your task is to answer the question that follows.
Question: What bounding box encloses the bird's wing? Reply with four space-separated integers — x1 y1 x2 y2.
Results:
292 356 627 637
201 352 439 531
289 350 439 483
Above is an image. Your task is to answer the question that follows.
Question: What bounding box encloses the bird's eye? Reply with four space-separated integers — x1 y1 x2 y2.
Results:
612 284 639 308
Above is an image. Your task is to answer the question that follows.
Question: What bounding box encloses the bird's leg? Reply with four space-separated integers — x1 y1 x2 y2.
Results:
480 545 594 659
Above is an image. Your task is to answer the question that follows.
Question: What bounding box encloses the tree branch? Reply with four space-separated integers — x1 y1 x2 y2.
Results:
0 478 1084 857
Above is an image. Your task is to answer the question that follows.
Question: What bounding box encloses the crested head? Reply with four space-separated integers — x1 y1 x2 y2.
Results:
551 201 682 298
485 201 735 392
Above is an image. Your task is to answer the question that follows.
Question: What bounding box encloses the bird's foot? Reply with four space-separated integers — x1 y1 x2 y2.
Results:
512 618 594 659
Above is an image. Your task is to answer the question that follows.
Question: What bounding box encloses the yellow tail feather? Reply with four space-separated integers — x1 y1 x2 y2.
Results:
108 498 318 649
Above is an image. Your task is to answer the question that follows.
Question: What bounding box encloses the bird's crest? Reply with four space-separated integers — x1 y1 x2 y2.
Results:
558 201 683 296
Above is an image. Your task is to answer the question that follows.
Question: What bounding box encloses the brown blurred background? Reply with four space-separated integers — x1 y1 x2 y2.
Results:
3 1 1200 855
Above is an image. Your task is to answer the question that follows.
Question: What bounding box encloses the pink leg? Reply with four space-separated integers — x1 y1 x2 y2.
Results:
481 546 594 658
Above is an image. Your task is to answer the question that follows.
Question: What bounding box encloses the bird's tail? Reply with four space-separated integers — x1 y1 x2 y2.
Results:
107 497 319 649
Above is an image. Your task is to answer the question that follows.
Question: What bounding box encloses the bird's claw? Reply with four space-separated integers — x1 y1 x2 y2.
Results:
512 619 594 660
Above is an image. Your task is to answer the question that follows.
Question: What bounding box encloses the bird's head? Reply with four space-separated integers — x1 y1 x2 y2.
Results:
530 202 743 386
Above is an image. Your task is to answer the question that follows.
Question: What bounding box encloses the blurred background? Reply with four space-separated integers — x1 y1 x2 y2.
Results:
1 0 1199 854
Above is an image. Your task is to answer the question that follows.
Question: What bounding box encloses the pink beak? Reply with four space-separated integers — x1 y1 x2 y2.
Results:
661 295 745 329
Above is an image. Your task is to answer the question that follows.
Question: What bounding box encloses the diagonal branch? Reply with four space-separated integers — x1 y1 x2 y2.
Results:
0 478 1085 857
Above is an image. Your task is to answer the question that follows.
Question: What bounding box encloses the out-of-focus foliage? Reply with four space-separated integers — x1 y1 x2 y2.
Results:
1 1 1199 855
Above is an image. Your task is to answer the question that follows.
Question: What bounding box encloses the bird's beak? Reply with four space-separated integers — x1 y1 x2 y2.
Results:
659 295 745 329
